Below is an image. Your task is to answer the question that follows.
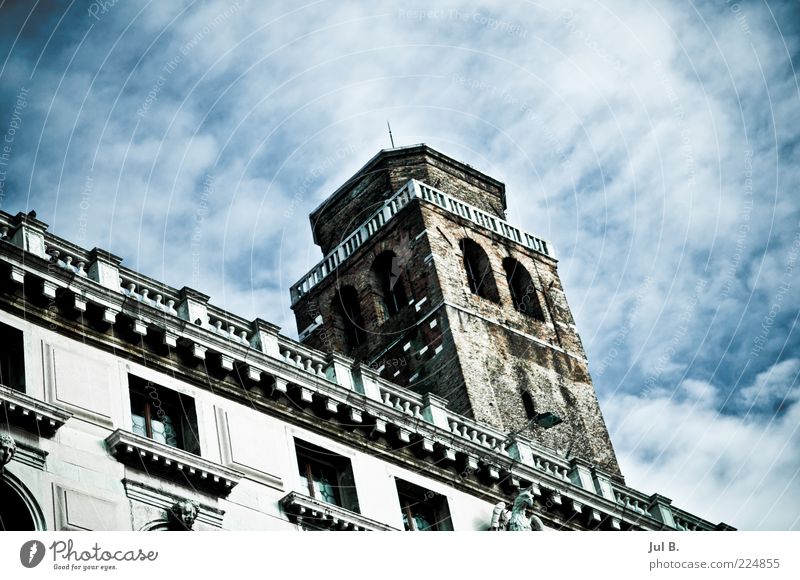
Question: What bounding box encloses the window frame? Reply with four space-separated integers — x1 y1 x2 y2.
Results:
395 478 453 531
127 375 200 455
294 439 360 514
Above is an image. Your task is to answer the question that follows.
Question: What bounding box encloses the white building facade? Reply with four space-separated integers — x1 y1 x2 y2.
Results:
0 193 731 532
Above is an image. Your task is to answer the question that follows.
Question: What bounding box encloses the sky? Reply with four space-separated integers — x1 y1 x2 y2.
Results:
0 0 797 530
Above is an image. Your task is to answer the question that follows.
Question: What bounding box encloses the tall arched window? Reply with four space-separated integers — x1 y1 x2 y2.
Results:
503 258 544 320
460 239 500 303
372 251 408 318
332 286 367 352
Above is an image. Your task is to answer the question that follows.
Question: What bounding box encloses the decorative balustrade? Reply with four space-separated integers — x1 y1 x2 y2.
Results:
206 305 251 345
673 516 699 531
528 451 571 480
45 243 88 277
613 490 650 516
278 338 330 378
119 274 178 315
207 316 249 344
290 180 416 303
670 507 725 531
445 413 509 456
377 382 424 418
290 179 553 304
415 181 553 258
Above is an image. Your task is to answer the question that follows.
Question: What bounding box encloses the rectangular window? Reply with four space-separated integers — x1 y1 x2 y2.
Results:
0 322 25 392
396 478 453 531
295 439 359 513
128 375 199 454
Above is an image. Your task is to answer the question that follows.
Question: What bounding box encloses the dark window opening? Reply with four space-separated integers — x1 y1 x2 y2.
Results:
522 390 537 420
128 375 199 454
396 478 453 531
460 239 500 303
0 322 25 392
0 480 36 531
372 251 408 318
503 258 544 320
295 439 360 514
332 286 367 352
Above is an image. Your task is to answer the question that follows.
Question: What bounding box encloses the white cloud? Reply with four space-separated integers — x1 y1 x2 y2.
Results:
607 360 800 530
740 358 800 412
0 0 797 528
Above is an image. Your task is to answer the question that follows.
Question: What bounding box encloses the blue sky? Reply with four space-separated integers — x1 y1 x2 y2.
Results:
0 0 797 529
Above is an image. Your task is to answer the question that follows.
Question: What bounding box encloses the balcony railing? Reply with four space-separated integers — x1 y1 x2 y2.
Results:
290 179 554 304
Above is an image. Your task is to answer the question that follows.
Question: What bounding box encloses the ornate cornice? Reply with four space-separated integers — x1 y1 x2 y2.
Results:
105 429 243 496
0 385 72 438
280 491 398 531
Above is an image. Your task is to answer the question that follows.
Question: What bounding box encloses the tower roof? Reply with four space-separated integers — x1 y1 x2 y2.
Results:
308 144 507 247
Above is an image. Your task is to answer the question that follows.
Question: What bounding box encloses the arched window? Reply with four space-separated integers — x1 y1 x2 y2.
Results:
0 480 34 530
460 239 500 303
0 474 44 531
332 286 367 352
372 251 408 318
503 258 544 320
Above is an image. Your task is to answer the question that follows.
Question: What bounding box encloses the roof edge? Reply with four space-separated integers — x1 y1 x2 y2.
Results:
307 144 507 244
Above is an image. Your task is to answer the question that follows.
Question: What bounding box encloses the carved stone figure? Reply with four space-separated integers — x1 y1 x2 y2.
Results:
0 433 16 472
489 501 509 530
168 499 199 531
491 487 546 531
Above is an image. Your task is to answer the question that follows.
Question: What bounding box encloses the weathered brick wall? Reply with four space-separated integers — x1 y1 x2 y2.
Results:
294 146 621 476
311 170 393 256
420 206 621 475
294 204 442 360
310 146 506 255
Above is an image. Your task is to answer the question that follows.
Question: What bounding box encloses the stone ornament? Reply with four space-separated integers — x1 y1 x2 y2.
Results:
0 433 16 471
168 499 199 531
490 487 546 531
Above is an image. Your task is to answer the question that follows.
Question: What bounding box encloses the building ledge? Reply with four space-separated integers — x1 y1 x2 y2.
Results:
0 385 72 437
280 491 398 531
105 429 243 496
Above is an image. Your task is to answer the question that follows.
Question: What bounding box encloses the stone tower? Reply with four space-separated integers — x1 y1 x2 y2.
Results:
291 144 621 476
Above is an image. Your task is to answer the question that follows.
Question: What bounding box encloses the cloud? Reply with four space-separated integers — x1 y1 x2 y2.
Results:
739 358 800 413
606 360 800 530
0 0 797 528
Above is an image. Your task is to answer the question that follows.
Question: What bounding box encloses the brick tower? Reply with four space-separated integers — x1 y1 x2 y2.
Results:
290 144 621 476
